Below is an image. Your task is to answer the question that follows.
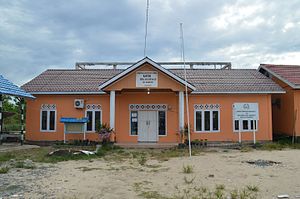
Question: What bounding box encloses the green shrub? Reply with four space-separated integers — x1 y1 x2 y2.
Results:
183 165 193 174
0 167 9 174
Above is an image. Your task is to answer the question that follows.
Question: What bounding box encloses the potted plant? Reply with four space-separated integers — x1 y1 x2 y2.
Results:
96 123 114 145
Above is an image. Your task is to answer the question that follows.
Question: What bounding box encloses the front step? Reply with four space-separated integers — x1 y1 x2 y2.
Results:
115 142 178 149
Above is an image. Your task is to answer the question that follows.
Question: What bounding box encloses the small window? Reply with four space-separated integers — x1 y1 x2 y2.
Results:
86 111 93 131
234 120 239 131
204 111 211 131
234 120 258 131
212 111 219 131
195 110 220 132
158 111 166 135
242 120 249 130
195 111 202 131
49 111 55 130
40 110 56 132
130 111 138 135
86 110 102 132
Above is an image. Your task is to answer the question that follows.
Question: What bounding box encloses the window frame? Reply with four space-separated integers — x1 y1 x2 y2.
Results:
129 111 138 136
85 110 102 132
194 109 220 133
158 110 167 136
40 109 57 132
233 119 258 132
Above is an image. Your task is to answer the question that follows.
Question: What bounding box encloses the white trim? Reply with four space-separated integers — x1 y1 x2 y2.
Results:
194 109 220 133
99 57 196 90
259 65 300 89
85 109 102 132
30 91 106 95
40 109 57 132
191 91 285 94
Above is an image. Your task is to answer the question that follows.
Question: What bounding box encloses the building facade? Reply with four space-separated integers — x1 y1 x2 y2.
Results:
259 64 300 138
22 58 284 143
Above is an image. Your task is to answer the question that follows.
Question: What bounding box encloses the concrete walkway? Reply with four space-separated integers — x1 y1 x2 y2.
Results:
0 143 40 152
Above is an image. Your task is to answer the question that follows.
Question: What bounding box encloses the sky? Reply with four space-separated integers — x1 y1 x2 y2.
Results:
1 0 300 85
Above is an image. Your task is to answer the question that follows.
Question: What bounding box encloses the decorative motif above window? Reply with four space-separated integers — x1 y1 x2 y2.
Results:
194 104 220 110
41 104 56 110
129 104 167 111
86 104 102 110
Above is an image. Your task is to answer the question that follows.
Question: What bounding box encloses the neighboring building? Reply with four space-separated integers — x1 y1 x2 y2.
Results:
259 64 300 138
21 57 284 144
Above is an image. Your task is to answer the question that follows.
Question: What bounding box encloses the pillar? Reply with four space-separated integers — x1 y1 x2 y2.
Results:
110 91 115 130
179 91 184 131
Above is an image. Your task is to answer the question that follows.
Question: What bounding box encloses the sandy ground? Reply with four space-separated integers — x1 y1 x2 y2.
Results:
2 149 300 199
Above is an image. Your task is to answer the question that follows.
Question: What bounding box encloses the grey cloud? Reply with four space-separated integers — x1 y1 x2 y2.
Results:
0 0 300 85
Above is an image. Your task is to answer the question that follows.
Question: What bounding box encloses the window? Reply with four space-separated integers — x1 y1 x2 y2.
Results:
130 111 138 135
158 111 166 135
195 110 220 132
234 120 257 131
86 110 101 132
40 110 56 131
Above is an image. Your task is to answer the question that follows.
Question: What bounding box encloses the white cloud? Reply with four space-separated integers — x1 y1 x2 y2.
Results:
209 2 265 30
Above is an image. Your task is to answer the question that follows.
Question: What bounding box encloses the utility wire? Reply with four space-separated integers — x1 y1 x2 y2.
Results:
144 0 150 57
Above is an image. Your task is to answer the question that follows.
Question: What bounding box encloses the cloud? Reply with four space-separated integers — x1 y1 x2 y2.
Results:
0 0 300 85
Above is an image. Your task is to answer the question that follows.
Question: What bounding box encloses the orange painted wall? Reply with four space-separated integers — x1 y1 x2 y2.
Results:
270 77 300 136
25 93 273 142
189 94 273 142
294 90 300 136
25 95 110 141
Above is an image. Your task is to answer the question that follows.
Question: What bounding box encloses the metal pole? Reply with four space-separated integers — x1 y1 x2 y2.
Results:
180 23 192 157
238 120 242 144
253 120 256 145
20 98 25 145
0 95 3 144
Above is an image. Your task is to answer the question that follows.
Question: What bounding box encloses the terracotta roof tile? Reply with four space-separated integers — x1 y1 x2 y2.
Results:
21 68 284 94
260 64 300 88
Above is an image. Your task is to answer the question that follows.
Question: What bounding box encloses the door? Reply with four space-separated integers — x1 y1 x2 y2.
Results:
138 111 158 142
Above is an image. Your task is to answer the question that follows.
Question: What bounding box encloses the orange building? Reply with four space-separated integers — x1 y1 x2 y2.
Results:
21 58 284 144
259 64 300 138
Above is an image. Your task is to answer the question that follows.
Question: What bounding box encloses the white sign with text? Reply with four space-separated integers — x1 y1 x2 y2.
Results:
233 103 259 120
136 71 158 87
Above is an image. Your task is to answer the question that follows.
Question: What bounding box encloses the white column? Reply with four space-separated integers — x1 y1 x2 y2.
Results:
110 91 115 130
179 91 184 131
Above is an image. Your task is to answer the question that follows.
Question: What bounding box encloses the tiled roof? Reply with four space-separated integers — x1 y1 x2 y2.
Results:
21 68 284 94
260 64 300 89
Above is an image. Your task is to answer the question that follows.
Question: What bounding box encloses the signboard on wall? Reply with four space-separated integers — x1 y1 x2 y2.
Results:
233 103 259 120
136 71 158 87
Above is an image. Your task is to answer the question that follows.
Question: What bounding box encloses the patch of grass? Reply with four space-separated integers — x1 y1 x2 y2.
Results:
14 161 36 169
0 167 9 174
0 153 15 163
246 185 259 192
138 155 148 166
182 165 193 174
183 176 195 184
139 191 168 199
241 146 253 152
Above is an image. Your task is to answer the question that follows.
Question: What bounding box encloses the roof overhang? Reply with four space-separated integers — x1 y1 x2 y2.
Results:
259 65 300 89
29 91 106 95
99 57 196 91
191 91 286 94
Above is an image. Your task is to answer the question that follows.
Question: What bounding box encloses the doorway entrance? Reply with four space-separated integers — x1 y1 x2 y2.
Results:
138 111 158 142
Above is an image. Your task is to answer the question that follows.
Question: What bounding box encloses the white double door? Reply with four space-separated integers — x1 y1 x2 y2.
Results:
138 111 158 142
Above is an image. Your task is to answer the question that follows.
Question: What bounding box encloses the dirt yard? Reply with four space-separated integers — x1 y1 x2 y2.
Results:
1 148 300 199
